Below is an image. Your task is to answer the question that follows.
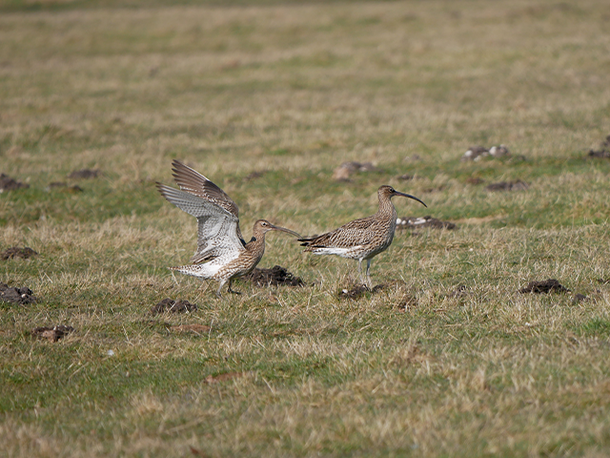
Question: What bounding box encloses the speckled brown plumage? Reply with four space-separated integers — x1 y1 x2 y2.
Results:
299 185 426 287
157 160 299 297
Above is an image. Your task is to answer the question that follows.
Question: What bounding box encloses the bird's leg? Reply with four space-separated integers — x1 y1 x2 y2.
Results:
215 282 224 299
227 278 241 295
365 259 372 289
358 259 370 289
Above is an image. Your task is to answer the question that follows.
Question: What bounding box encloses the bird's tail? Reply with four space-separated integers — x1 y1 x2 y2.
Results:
298 236 317 247
299 235 330 252
168 264 217 279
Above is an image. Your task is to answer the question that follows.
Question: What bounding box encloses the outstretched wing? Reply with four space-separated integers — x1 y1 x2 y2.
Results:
171 160 239 217
170 160 245 246
157 171 245 264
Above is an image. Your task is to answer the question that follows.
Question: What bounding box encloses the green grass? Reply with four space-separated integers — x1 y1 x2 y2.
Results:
2 0 610 456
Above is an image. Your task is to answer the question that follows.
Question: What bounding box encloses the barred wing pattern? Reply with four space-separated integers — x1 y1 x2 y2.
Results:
170 160 239 218
303 216 384 250
156 164 245 265
169 160 246 246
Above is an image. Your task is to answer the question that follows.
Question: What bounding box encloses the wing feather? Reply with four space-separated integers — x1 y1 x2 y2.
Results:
171 160 239 217
157 183 245 263
299 216 380 248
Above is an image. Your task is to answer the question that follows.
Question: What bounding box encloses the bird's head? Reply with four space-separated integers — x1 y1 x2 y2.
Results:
253 220 300 238
378 185 427 207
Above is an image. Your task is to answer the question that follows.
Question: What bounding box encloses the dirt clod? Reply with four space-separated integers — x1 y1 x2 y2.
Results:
332 161 376 181
0 173 29 192
189 446 211 457
1 247 38 260
32 325 74 342
486 180 529 192
519 279 569 294
0 283 37 304
466 177 485 185
151 298 197 315
244 265 304 287
339 283 385 300
587 135 610 158
67 169 102 179
588 149 610 158
396 215 456 230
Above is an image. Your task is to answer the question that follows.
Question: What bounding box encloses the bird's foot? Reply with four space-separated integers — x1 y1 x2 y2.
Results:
358 280 372 291
228 288 242 295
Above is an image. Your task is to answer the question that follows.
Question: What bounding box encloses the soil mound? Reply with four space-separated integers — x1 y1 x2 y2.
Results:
1 247 38 260
519 279 569 294
32 325 74 342
244 265 304 287
0 174 28 192
151 298 197 315
0 283 37 304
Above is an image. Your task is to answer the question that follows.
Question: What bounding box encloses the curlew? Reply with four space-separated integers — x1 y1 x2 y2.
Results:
298 185 427 288
157 160 299 297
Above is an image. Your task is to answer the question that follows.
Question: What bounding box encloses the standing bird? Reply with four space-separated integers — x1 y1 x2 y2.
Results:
157 160 300 297
298 185 426 288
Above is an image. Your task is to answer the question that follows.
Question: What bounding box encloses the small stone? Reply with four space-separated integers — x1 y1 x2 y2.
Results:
396 215 456 230
489 145 510 157
461 146 489 161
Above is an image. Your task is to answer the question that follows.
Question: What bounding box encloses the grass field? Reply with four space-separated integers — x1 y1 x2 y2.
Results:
2 0 610 456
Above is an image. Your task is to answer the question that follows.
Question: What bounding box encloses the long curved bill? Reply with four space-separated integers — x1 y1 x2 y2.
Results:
270 224 301 238
395 191 427 208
